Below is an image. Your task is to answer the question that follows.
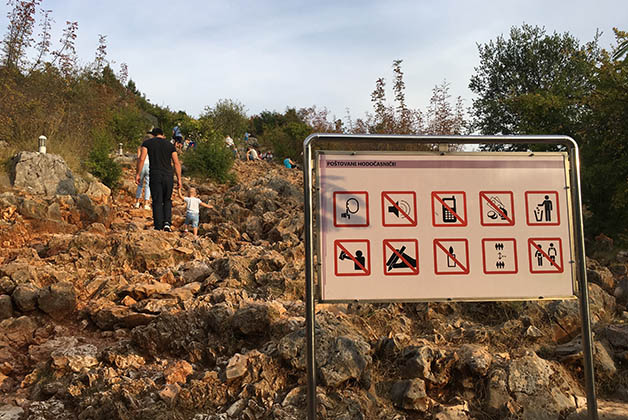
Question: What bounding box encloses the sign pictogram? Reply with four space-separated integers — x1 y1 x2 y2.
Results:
528 238 563 274
525 191 560 226
383 239 419 275
480 191 515 226
433 238 469 275
482 238 518 274
431 191 467 227
333 191 369 227
381 192 417 227
334 239 371 276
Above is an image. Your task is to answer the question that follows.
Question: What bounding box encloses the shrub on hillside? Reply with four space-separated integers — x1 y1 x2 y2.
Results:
184 136 235 183
85 131 122 189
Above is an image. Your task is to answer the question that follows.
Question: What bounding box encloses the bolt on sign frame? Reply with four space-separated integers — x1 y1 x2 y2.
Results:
303 134 597 420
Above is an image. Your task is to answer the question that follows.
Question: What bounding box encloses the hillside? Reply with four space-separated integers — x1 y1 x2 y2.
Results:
1 153 628 420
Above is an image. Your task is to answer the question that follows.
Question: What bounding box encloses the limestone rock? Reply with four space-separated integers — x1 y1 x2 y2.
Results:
37 282 76 320
606 324 628 350
11 283 38 312
51 343 98 372
232 301 286 336
390 378 432 411
165 360 193 384
0 405 24 420
402 344 455 386
319 335 371 387
0 295 13 320
10 151 76 197
85 180 111 204
507 352 576 419
457 344 492 376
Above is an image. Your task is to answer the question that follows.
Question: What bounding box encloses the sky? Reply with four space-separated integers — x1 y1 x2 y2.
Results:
2 0 626 120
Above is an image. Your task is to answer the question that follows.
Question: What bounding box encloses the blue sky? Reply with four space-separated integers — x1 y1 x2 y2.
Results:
2 0 625 119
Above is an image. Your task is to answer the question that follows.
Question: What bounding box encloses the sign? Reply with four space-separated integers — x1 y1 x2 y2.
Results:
383 239 419 275
334 239 371 276
528 238 564 274
479 191 515 226
433 238 470 275
482 238 518 274
381 192 417 227
525 191 560 226
333 191 369 227
317 152 575 301
431 191 467 227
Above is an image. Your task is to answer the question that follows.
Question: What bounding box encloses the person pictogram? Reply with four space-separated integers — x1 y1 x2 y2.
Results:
548 243 557 262
339 249 365 270
535 244 543 266
341 198 360 220
538 195 553 222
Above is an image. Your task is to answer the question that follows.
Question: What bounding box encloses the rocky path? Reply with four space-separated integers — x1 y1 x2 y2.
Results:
1 154 628 419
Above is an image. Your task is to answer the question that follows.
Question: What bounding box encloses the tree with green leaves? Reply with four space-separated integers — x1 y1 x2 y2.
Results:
469 24 599 149
199 99 248 140
580 29 628 238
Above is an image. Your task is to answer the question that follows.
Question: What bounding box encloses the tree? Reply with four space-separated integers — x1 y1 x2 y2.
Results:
425 81 466 135
580 30 628 237
1 0 40 71
199 99 248 140
469 24 599 149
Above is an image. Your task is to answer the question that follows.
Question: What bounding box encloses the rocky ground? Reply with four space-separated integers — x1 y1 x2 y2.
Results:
1 152 628 419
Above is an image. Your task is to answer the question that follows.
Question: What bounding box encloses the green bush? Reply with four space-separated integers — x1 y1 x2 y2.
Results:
184 135 235 183
109 107 149 148
85 130 122 188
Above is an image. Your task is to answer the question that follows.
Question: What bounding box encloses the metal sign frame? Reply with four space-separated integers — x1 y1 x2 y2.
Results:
303 134 597 420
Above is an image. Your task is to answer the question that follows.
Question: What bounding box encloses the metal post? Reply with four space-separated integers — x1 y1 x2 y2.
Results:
303 138 317 420
568 142 599 420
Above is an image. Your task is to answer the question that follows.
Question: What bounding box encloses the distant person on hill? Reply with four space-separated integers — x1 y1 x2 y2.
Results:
136 127 182 231
172 123 183 143
225 135 234 148
244 132 250 143
284 157 297 169
134 145 151 209
246 146 260 161
178 186 213 237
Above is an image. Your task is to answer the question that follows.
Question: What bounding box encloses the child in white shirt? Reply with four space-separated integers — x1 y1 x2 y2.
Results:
178 187 213 237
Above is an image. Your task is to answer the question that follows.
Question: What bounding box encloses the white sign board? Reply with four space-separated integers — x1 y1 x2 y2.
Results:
316 152 576 301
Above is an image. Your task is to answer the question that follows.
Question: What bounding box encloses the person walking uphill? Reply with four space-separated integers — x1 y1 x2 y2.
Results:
136 128 182 231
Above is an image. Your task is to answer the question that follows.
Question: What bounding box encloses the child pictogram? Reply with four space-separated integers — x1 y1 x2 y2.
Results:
525 191 560 226
433 239 469 274
381 192 417 227
334 239 371 276
383 239 419 275
431 192 467 227
482 238 518 274
528 238 563 273
480 191 515 226
333 191 369 227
